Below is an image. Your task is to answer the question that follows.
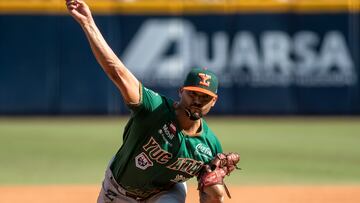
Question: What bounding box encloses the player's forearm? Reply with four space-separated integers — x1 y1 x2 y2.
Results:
82 21 125 80
80 21 140 104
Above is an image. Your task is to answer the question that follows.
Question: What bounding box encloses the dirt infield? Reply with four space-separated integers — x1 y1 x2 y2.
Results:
1 185 360 203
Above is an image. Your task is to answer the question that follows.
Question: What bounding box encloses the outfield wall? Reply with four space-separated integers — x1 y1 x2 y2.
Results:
0 0 359 115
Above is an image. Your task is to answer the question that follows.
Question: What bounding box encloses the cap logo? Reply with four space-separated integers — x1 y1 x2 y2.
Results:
198 73 211 87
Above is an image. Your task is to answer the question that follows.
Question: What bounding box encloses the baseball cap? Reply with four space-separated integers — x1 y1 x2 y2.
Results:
183 68 218 98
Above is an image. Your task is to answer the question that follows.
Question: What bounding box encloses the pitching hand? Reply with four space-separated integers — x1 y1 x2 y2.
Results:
65 0 93 26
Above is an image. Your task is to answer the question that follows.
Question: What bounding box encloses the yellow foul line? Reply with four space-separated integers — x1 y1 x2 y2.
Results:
0 1 359 15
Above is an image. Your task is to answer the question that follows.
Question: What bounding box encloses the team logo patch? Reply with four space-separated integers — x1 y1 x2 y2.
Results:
198 73 211 87
135 152 153 170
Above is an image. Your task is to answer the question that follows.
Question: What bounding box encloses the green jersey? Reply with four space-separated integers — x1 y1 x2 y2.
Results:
110 84 223 198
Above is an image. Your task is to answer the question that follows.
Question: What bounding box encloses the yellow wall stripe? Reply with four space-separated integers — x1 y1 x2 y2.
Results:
0 0 359 15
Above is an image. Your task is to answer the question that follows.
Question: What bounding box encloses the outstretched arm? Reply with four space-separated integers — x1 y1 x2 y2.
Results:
65 0 140 105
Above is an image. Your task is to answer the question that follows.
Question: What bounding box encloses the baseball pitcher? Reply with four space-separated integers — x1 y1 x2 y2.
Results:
65 1 240 202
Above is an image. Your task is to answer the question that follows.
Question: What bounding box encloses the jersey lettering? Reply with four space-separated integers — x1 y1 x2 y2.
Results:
167 158 204 176
143 137 173 164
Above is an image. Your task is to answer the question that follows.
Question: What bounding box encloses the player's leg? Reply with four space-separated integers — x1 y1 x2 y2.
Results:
147 182 187 203
97 164 138 203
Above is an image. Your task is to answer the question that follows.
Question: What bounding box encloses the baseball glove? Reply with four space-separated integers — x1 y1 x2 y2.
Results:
197 152 240 200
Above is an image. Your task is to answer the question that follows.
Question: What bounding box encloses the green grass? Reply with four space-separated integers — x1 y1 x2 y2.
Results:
0 117 360 185
206 117 360 185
